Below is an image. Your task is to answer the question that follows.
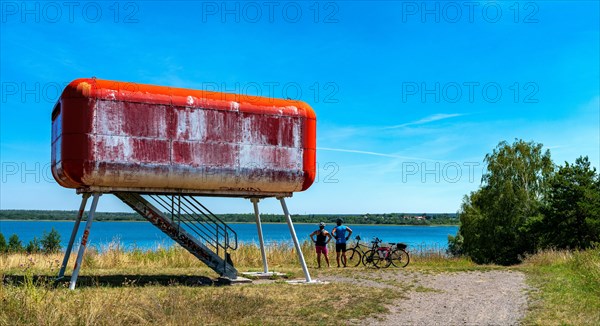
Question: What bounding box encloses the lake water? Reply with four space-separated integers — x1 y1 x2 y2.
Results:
0 220 458 252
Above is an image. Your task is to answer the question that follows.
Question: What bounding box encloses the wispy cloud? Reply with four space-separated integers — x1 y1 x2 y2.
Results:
317 147 443 162
317 114 468 162
319 113 464 142
384 113 464 129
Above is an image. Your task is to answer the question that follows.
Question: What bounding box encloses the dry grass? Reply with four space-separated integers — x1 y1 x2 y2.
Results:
4 242 598 325
0 240 481 274
0 278 398 325
521 248 574 266
0 243 402 325
0 241 319 275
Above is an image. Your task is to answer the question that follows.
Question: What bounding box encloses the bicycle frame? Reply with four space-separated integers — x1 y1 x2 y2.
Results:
376 246 392 259
348 236 369 253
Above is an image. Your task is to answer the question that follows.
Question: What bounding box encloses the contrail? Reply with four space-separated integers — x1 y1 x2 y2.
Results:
317 147 442 162
384 113 463 129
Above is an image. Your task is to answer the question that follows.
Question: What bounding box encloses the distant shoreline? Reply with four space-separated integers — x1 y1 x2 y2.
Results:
0 210 460 226
0 219 459 227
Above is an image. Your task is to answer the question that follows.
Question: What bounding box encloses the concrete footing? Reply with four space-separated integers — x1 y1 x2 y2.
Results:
286 279 329 285
217 276 253 285
240 271 287 279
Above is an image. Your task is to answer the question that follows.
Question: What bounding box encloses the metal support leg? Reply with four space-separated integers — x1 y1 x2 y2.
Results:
69 193 100 290
57 193 90 279
278 197 312 283
251 198 269 273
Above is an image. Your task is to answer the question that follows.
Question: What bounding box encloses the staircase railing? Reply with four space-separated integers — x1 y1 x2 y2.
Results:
114 192 238 278
143 194 238 257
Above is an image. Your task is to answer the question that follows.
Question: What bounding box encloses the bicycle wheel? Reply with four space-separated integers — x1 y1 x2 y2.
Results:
346 248 362 267
389 249 410 267
374 250 393 268
362 249 381 268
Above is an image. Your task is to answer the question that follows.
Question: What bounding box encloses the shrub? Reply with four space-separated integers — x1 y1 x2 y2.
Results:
7 234 23 253
0 232 6 253
41 228 62 254
447 232 464 256
25 236 42 253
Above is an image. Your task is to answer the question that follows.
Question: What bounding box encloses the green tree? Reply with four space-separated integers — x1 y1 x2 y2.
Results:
25 236 42 253
539 156 600 249
0 233 7 253
457 139 554 265
41 228 62 253
8 234 23 253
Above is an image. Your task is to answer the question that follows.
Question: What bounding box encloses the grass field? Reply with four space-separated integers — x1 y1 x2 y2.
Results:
520 248 600 325
1 243 598 325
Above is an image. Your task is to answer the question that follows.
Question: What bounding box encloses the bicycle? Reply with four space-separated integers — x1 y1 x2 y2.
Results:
362 237 387 268
362 238 410 268
345 235 369 267
387 242 410 268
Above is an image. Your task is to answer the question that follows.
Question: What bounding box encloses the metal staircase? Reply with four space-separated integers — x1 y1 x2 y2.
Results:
114 193 238 279
59 193 313 290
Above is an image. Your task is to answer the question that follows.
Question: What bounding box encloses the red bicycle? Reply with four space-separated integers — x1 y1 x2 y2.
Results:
362 238 410 268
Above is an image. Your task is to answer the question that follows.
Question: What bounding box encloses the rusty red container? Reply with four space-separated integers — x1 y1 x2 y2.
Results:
51 78 316 195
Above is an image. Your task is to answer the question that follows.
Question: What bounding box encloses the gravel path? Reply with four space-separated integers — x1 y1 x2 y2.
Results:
321 270 530 326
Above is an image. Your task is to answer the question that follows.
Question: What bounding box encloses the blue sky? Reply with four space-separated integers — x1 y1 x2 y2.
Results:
1 1 598 214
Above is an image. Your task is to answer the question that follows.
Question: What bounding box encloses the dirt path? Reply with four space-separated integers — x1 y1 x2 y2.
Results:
321 270 529 326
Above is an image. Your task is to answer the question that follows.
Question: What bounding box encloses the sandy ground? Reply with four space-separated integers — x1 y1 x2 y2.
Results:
320 270 530 326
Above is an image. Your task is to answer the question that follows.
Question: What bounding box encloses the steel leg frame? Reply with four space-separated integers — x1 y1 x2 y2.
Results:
251 198 269 273
278 197 312 283
69 193 101 290
57 193 90 280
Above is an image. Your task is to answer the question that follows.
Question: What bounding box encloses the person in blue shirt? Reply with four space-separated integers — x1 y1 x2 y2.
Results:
331 218 353 267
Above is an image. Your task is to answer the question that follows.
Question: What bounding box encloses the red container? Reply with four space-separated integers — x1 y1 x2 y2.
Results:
51 78 316 195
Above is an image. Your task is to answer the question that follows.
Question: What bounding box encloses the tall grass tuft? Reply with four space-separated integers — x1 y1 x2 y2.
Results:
571 247 600 297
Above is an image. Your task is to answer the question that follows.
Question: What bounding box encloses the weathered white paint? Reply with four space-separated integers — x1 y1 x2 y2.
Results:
78 99 308 193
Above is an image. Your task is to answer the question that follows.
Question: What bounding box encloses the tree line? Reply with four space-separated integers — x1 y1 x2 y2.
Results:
0 228 62 254
448 139 600 265
0 210 458 225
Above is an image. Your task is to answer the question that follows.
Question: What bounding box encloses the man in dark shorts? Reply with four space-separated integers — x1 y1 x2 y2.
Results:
332 218 353 267
310 222 332 268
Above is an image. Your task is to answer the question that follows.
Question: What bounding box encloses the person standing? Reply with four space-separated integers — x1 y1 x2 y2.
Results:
310 222 332 268
332 218 353 267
